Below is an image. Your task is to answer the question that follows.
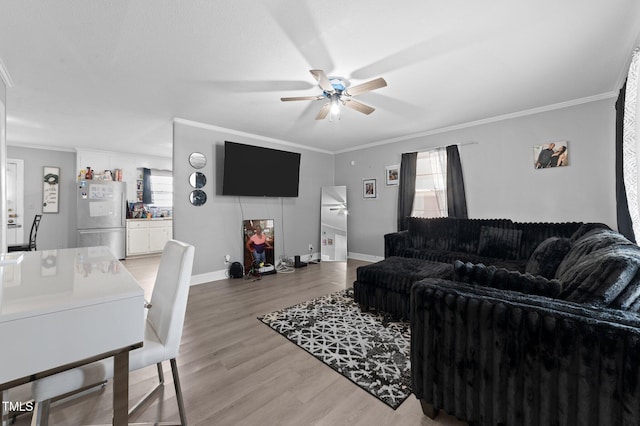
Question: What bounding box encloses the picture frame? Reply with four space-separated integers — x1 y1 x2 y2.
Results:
533 141 569 169
42 166 60 213
385 164 400 186
363 178 377 199
243 219 275 273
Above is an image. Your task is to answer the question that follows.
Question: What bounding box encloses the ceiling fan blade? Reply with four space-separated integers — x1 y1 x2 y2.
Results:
344 77 387 97
343 99 375 115
281 95 324 102
315 103 331 120
309 69 335 94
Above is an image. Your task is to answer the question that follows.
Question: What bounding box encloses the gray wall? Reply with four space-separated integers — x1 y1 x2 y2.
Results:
6 146 77 249
173 122 334 278
335 98 617 258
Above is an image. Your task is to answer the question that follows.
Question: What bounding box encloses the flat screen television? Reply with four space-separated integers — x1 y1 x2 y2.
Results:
222 141 301 197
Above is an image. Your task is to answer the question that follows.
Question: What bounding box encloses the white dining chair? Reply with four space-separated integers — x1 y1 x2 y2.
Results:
30 240 195 426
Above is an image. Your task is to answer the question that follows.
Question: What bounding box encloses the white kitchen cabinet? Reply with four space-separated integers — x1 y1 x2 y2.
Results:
148 221 172 252
126 219 172 257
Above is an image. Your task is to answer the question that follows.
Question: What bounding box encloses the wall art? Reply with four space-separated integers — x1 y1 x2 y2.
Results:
43 166 60 213
533 141 569 169
385 164 399 186
363 178 377 199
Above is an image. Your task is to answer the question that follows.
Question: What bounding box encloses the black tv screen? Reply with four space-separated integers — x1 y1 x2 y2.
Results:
222 141 301 197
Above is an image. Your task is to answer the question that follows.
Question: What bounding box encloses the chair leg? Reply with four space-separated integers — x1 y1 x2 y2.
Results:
170 358 187 426
128 362 165 419
30 400 50 426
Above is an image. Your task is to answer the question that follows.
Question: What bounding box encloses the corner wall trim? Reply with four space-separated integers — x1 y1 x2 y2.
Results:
173 117 333 155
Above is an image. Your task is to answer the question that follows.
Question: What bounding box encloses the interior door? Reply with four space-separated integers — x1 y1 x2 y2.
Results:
6 158 24 245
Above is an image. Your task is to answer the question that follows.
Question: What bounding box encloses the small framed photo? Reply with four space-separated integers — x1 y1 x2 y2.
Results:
43 166 60 213
533 141 569 169
385 164 400 186
363 178 377 199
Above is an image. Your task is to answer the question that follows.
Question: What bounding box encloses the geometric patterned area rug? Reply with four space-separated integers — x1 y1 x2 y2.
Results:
258 289 411 409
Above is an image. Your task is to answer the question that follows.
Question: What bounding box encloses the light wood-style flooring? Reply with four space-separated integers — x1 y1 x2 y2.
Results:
9 256 467 426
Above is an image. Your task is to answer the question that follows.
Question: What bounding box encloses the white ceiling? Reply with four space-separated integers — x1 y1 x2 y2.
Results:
1 0 640 157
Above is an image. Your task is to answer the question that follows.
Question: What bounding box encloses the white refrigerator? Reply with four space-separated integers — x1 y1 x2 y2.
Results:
76 180 127 259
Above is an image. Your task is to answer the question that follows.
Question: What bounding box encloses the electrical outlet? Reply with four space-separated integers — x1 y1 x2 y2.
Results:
224 254 230 263
309 244 313 252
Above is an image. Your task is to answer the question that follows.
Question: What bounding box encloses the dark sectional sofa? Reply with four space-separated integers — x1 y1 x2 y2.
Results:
403 218 640 425
353 217 584 319
385 217 584 272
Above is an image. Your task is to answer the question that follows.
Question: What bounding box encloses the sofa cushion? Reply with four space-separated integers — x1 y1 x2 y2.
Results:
569 222 612 243
559 245 640 306
454 260 562 298
556 228 635 280
525 237 572 279
477 226 523 259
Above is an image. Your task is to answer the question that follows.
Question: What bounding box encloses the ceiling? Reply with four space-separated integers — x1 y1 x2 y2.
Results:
1 1 639 157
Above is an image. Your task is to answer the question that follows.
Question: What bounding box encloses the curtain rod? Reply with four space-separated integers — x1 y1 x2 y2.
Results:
404 141 479 155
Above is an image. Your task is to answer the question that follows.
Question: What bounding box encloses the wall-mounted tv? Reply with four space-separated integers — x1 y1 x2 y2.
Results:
222 141 301 197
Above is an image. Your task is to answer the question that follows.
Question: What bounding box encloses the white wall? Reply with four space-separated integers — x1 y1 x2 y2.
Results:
335 98 617 258
6 146 77 249
173 121 335 282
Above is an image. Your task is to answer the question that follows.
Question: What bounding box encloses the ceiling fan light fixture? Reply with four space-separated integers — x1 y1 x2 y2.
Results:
329 96 341 121
282 69 386 121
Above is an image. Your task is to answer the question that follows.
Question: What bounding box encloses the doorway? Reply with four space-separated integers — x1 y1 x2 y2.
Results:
6 158 24 244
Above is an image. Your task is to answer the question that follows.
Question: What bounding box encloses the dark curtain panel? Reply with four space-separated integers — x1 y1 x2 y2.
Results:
616 81 636 242
142 167 152 204
397 152 417 231
446 145 468 219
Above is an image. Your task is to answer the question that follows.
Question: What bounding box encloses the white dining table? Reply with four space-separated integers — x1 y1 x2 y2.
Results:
0 246 144 425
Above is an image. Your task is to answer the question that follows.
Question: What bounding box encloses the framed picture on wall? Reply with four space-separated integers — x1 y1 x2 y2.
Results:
533 141 569 169
42 166 60 213
363 178 377 199
385 164 400 186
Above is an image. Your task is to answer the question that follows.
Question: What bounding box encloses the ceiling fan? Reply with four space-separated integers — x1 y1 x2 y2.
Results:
281 69 387 120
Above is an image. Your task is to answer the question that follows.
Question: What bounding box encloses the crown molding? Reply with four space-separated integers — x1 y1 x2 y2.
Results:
173 117 333 155
0 56 13 88
177 91 616 157
334 91 618 154
7 141 76 153
75 146 171 160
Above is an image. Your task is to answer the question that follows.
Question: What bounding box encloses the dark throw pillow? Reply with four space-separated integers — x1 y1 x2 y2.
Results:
525 237 572 279
560 247 640 306
477 226 523 259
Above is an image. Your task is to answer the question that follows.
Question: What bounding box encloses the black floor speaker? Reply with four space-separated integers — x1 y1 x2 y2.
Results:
294 255 307 268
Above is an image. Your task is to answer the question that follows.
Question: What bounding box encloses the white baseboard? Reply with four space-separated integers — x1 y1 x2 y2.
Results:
348 252 384 263
190 251 351 285
190 269 228 286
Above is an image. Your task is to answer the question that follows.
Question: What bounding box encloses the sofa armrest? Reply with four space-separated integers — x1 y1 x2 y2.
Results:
410 278 640 425
384 230 410 258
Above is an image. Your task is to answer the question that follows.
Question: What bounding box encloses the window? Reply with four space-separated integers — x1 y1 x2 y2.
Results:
411 148 447 218
149 170 173 209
